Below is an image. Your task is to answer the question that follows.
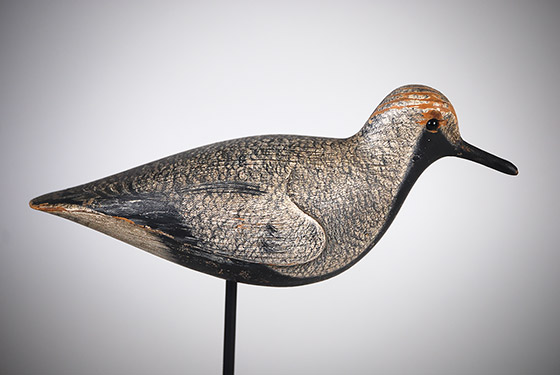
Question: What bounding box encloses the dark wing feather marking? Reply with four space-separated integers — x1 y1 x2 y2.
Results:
81 181 326 267
185 181 266 196
89 194 199 246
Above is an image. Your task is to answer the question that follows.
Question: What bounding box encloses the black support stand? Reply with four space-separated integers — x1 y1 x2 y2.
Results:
223 280 237 375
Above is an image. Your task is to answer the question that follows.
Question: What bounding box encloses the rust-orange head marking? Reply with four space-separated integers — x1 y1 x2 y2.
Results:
370 85 457 130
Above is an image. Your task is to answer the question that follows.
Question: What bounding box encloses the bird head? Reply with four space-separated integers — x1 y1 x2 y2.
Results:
359 84 518 176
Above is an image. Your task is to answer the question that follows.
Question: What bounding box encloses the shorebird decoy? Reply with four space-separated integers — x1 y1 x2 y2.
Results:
30 85 518 286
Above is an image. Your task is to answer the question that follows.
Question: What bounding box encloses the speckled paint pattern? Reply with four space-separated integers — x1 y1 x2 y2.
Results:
30 85 517 286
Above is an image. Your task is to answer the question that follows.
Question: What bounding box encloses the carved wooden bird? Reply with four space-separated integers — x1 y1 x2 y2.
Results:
30 85 517 286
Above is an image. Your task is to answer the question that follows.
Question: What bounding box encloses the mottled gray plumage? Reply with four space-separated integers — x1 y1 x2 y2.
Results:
30 85 518 286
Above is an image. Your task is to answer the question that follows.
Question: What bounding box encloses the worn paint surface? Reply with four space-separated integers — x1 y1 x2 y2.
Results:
30 85 517 286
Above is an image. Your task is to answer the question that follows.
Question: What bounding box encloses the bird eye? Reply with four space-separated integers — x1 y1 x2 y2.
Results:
426 118 440 131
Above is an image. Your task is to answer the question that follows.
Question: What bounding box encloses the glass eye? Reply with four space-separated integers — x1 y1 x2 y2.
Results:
426 118 439 131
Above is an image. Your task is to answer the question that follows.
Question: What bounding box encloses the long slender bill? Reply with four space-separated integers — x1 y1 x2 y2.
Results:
455 140 518 175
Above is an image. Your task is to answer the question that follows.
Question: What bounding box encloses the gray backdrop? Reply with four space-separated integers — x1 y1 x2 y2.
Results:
1 0 558 374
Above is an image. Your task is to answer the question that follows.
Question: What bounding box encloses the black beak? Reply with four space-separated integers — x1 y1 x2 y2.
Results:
455 140 518 175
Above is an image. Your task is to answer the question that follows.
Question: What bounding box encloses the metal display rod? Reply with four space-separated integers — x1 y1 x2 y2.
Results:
223 280 237 375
